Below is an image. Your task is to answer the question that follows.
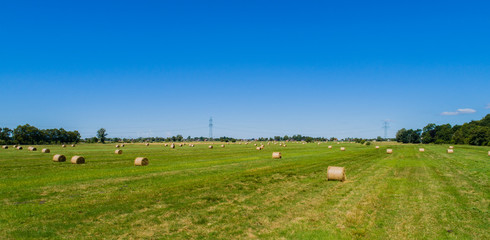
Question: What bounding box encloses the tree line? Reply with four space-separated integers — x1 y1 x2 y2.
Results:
0 124 81 145
396 114 490 146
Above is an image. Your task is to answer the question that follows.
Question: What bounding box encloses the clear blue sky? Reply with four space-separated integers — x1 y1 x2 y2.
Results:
1 0 489 139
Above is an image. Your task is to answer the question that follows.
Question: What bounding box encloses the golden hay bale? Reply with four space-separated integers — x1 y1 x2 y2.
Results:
115 149 122 154
71 156 85 164
145 143 150 146
62 145 66 148
17 146 23 150
449 146 454 149
13 145 18 148
386 149 393 154
121 144 125 147
488 151 490 156
179 144 183 147
272 152 282 159
208 145 213 149
221 145 225 148
42 148 50 153
340 147 345 151
256 147 261 150
337 142 340 144
165 144 168 147
2 145 8 149
28 147 37 151
447 149 454 154
53 154 66 162
327 166 346 181
134 157 149 166
170 144 175 149
328 145 332 149
71 144 76 147
254 144 257 146
419 148 425 152
115 145 120 148
375 146 380 149
283 144 287 147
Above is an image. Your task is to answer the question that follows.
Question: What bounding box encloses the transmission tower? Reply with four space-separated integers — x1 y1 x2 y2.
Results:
383 121 389 139
209 117 213 140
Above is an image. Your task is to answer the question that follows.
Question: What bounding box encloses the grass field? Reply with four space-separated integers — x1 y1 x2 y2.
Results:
0 142 488 239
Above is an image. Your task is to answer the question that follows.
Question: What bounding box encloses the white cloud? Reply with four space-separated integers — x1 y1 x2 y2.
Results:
441 108 476 116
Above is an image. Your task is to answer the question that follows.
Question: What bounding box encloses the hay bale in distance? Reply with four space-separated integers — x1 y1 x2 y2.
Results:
272 152 282 159
488 151 490 156
328 145 332 149
221 145 225 148
375 146 380 149
28 146 37 151
121 144 125 147
145 143 150 146
256 147 261 150
134 157 149 166
386 149 393 154
13 145 18 148
42 148 50 153
208 145 213 149
164 144 168 147
71 144 76 147
115 145 120 148
419 148 425 152
2 145 8 149
115 149 122 154
17 146 23 150
447 149 454 154
62 145 66 148
327 166 346 181
71 156 85 164
170 144 175 149
449 146 454 149
340 147 345 151
53 154 66 162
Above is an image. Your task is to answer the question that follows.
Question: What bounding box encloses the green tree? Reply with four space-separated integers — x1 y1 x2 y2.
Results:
97 128 108 143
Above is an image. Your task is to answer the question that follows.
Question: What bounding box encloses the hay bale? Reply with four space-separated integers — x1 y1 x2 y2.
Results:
488 151 490 156
179 144 183 147
62 145 66 148
71 156 85 164
447 149 454 154
165 144 168 147
170 144 175 149
42 148 50 153
327 166 346 181
419 148 425 152
375 146 380 149
337 142 340 144
115 145 120 148
145 143 150 146
208 145 213 149
121 144 125 147
134 157 149 166
328 146 332 149
71 144 76 147
2 145 8 149
53 154 66 162
449 146 454 149
13 145 18 148
28 147 37 151
256 147 261 150
272 152 282 159
17 146 23 150
340 147 345 151
283 144 287 147
386 149 393 154
115 149 122 154
221 145 225 148
254 144 257 146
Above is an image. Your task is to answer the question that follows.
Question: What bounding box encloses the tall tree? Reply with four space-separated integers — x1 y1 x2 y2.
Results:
97 128 108 143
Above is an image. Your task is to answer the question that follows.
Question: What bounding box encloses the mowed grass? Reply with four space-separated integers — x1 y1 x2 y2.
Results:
0 142 488 239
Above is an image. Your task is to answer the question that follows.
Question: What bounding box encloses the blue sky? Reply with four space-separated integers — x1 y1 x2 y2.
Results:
1 0 489 139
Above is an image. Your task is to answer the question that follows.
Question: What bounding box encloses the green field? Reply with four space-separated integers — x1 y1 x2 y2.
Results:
0 142 488 239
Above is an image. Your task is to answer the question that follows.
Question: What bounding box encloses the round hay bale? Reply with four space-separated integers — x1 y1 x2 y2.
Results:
340 147 345 151
170 144 175 149
449 146 454 149
42 148 50 153
254 144 257 146
419 148 425 152
386 149 393 154
208 145 213 149
121 144 125 147
29 147 37 151
327 166 346 181
337 142 340 144
256 147 261 150
488 151 490 156
53 154 66 162
13 145 18 148
115 149 122 154
145 143 149 146
71 144 76 147
62 145 66 148
375 146 380 149
17 146 23 150
165 144 168 147
115 145 120 148
283 144 287 147
134 157 149 166
272 152 282 159
447 149 454 154
2 145 8 149
71 156 85 164
179 144 183 147
221 145 225 148
328 145 332 149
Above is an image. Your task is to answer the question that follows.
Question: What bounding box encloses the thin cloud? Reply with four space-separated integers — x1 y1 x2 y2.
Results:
486 104 490 109
441 108 476 116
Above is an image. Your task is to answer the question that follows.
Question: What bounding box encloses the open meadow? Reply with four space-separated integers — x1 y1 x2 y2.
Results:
0 142 488 239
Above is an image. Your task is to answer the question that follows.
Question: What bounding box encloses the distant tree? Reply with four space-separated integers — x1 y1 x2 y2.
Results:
0 127 13 144
97 128 108 143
